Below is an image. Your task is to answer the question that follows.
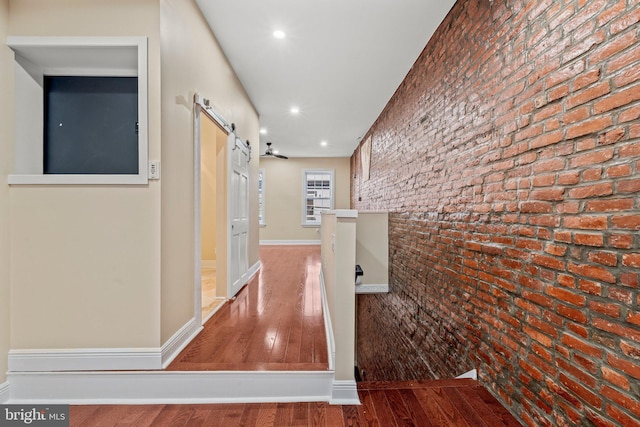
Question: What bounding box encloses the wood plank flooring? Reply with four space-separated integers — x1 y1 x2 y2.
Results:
168 245 328 371
69 379 522 426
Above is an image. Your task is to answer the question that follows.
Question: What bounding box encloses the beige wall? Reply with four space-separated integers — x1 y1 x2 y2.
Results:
160 0 259 343
8 0 162 349
356 212 388 286
259 157 351 242
0 0 11 384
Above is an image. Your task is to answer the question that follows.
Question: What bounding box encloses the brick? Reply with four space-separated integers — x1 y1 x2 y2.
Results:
546 286 586 306
569 147 614 168
585 198 633 212
589 301 620 318
606 163 632 177
608 234 633 249
618 178 640 193
600 386 640 418
566 116 613 139
612 215 640 230
622 254 640 268
574 233 604 247
602 367 630 391
531 188 564 201
559 373 602 408
565 81 610 110
596 319 640 343
563 215 608 230
568 262 615 283
568 182 612 199
587 251 617 267
593 84 640 114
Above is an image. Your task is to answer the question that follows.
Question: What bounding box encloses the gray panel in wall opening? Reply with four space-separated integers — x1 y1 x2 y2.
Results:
44 76 138 174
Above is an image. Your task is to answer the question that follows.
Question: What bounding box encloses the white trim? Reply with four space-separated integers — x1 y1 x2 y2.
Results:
0 381 10 403
8 348 162 372
330 380 360 405
355 284 389 294
7 370 335 404
456 369 478 380
319 269 335 371
260 240 321 246
8 36 148 185
160 317 203 369
332 209 358 219
302 169 335 226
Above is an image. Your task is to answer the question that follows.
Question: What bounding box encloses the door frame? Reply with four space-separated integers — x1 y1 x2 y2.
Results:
193 94 251 323
193 94 231 325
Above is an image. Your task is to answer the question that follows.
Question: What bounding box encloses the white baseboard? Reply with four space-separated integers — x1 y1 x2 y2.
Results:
0 381 9 403
161 317 203 369
201 260 217 269
330 380 360 405
355 283 389 294
260 240 321 246
8 348 162 372
456 369 477 380
7 370 335 404
319 269 335 371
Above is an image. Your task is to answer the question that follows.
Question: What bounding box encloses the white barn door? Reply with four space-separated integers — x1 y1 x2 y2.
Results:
228 132 250 298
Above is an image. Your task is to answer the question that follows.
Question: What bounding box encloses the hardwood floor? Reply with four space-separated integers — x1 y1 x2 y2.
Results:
69 379 521 426
168 245 328 371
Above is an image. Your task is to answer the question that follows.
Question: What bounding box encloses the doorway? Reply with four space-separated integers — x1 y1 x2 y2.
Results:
199 113 227 323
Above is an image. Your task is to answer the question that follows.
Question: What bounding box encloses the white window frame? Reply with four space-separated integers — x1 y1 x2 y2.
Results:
7 36 148 185
302 169 335 227
258 168 266 227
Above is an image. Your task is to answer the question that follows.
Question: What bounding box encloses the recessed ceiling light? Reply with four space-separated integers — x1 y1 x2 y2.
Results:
260 128 267 135
320 141 328 147
273 30 286 39
290 106 300 115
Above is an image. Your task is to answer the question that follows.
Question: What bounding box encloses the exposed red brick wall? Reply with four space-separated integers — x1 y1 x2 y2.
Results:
352 0 640 425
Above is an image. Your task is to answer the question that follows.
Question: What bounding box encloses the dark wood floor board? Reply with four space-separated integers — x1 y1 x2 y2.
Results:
255 402 277 427
273 402 294 426
113 405 166 427
325 403 346 427
385 389 418 427
368 389 399 427
69 405 102 426
342 404 361 427
309 401 327 427
397 388 434 427
357 390 381 427
237 404 260 427
358 378 477 390
442 387 490 427
413 387 471 427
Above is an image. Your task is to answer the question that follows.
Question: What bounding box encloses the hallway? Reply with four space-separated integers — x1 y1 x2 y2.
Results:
168 245 328 371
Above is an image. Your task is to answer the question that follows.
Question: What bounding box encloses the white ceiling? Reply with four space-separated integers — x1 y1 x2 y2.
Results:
196 0 457 158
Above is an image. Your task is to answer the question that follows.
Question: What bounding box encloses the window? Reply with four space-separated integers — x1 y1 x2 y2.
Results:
258 168 265 226
8 36 148 185
302 169 334 226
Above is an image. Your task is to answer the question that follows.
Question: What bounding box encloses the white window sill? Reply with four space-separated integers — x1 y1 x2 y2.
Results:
8 174 148 185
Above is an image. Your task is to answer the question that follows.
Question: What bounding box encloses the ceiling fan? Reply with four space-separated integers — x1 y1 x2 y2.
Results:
260 142 289 159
